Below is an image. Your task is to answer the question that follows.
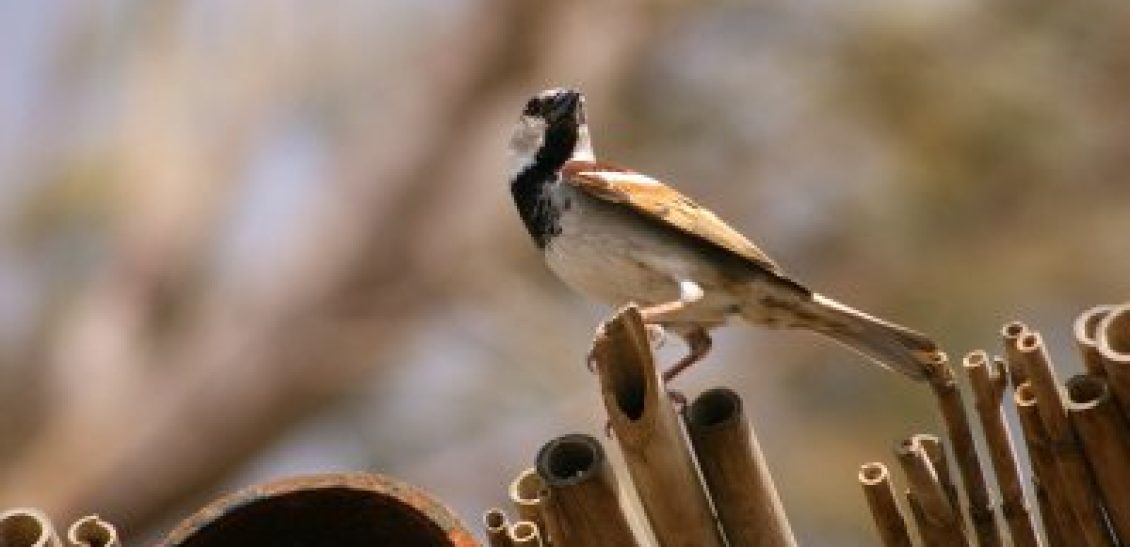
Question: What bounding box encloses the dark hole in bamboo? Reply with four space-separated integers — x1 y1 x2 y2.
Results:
610 365 646 421
687 387 739 428
0 513 47 545
70 516 118 547
1016 383 1036 404
511 522 536 542
859 462 887 483
1066 376 1106 409
965 350 986 366
1003 322 1027 339
537 434 600 485
1018 332 1039 351
484 509 507 531
174 487 451 547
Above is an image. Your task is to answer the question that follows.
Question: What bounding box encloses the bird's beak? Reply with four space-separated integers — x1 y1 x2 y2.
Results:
547 90 583 124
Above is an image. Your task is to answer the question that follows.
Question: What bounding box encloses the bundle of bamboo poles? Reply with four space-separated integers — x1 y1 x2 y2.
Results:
483 305 796 547
0 508 119 547
860 302 1130 546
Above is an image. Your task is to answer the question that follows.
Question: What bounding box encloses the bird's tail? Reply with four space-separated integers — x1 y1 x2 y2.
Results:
791 293 941 381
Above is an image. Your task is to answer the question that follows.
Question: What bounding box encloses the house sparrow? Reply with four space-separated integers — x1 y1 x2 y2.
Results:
509 88 941 384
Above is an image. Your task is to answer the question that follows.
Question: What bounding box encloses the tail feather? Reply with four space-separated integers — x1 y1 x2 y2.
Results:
801 293 941 381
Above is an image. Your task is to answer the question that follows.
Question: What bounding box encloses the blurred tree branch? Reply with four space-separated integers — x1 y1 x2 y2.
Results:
0 0 668 537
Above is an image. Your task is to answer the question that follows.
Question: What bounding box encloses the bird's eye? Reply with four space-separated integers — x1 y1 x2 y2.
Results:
523 98 541 116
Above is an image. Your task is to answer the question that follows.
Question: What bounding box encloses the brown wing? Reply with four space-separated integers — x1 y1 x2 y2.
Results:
562 160 781 273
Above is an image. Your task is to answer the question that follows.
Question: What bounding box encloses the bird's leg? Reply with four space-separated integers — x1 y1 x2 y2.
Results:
662 327 713 384
638 280 705 323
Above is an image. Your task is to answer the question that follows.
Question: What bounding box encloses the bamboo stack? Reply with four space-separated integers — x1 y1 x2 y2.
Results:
0 509 119 547
859 302 1130 546
484 305 796 546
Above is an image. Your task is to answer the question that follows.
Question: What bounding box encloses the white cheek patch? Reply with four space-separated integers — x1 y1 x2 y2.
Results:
508 117 546 177
579 170 661 186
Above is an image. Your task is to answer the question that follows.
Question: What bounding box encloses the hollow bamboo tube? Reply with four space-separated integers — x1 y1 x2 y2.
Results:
915 435 960 516
1065 374 1130 543
963 351 1039 547
484 508 514 547
509 521 543 547
684 388 796 547
858 463 913 547
1002 321 1031 387
509 468 550 544
0 508 61 547
535 434 640 546
1076 305 1115 377
924 354 1000 546
1016 332 1114 547
1015 383 1085 544
591 305 723 547
1097 304 1130 420
895 435 968 547
1033 479 1068 547
65 516 118 547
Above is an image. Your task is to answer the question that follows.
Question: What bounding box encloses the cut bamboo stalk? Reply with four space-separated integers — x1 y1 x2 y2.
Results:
1015 332 1114 547
509 468 550 544
1033 479 1068 547
915 435 960 517
590 305 723 547
894 435 966 546
963 351 1039 547
0 508 61 547
509 521 543 547
1015 383 1080 545
1065 374 1130 543
924 353 1000 546
858 462 913 547
1075 305 1115 377
534 433 639 547
1097 304 1130 420
1002 321 1031 387
484 508 514 547
684 387 796 547
65 516 118 547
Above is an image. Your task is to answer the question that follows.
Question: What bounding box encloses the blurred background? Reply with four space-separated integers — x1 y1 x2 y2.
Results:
1 0 1128 544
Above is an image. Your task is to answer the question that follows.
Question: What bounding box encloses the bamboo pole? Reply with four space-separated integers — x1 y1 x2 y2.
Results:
534 433 640 546
1002 321 1030 387
509 521 544 547
484 508 514 547
65 516 118 547
858 462 913 547
1065 374 1130 543
1015 332 1114 547
1032 480 1067 547
683 387 796 547
509 468 551 544
1097 304 1130 420
963 351 1039 547
894 435 968 547
1015 383 1081 545
590 305 723 547
1075 305 1114 377
923 353 1000 546
0 508 62 547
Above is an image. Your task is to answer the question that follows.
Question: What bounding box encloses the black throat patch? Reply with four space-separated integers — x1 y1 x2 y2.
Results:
511 121 578 248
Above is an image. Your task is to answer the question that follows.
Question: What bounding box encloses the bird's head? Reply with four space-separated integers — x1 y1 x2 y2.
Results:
509 88 594 178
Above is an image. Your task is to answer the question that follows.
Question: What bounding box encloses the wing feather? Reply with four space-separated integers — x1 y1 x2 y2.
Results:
562 160 780 273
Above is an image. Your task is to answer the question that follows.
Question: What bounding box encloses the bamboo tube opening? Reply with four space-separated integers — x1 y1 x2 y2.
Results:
1015 382 1037 405
859 462 888 484
1002 321 1028 339
686 387 739 429
1076 306 1112 347
509 469 544 505
0 509 53 547
510 522 537 542
485 509 508 533
67 516 118 547
537 434 600 485
1017 332 1040 352
608 358 646 421
1100 307 1130 358
1066 375 1107 410
964 350 986 367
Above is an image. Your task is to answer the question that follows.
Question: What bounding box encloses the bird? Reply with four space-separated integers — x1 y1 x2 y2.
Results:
507 87 942 385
